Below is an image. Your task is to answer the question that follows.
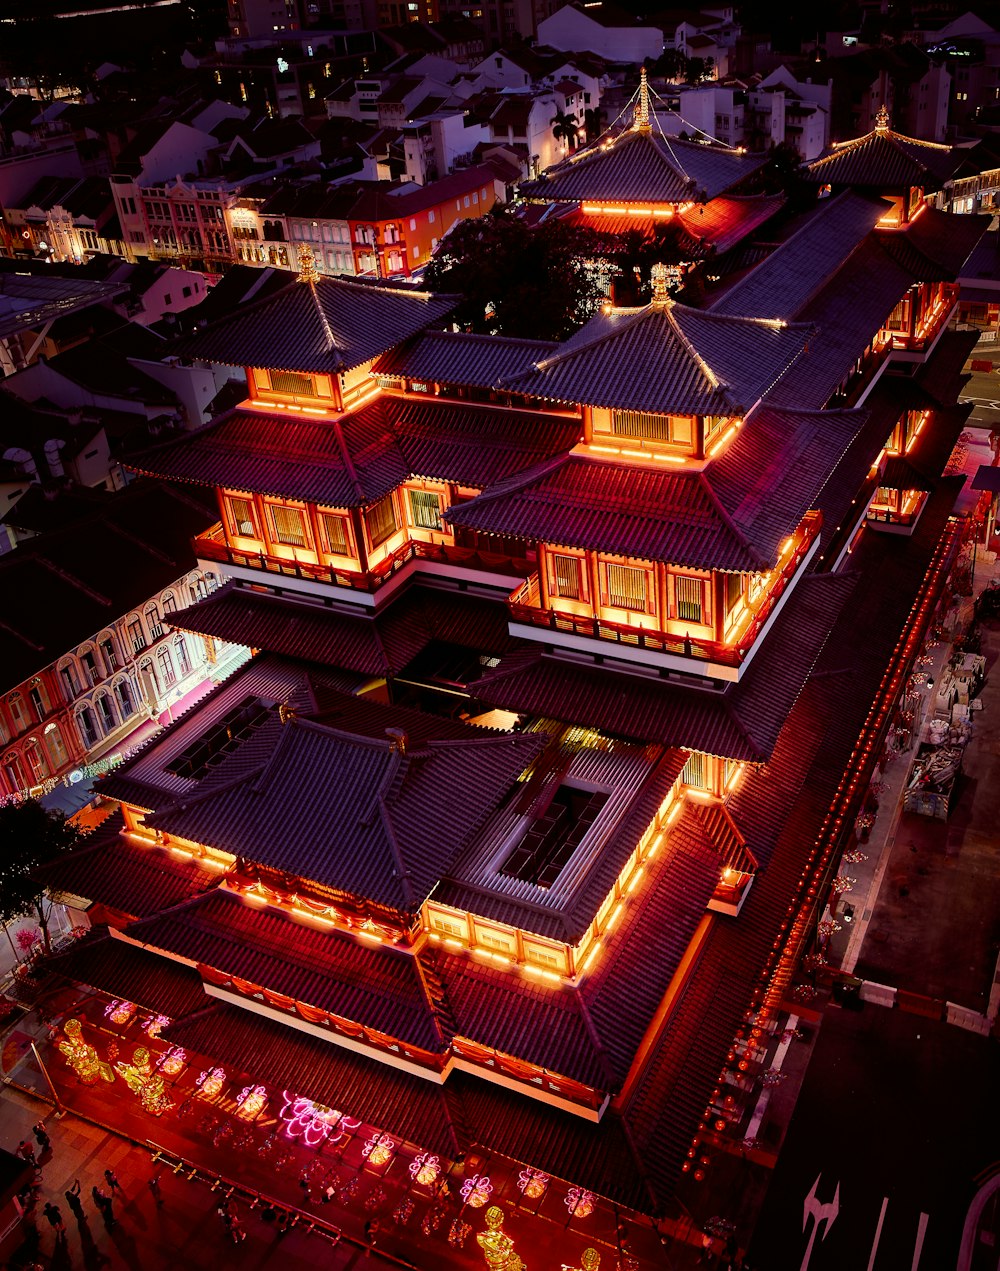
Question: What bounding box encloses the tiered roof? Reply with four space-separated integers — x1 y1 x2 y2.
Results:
132 397 581 505
805 109 960 191
167 583 516 679
172 274 457 373
520 128 768 206
572 193 787 259
468 572 856 761
501 299 811 416
141 715 543 913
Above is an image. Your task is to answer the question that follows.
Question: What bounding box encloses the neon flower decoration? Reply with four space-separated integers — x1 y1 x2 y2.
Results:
143 1013 171 1039
195 1066 226 1098
517 1167 549 1200
362 1132 395 1167
409 1153 441 1187
236 1085 268 1120
280 1092 343 1147
157 1046 186 1076
104 999 137 1027
460 1174 493 1208
565 1187 595 1219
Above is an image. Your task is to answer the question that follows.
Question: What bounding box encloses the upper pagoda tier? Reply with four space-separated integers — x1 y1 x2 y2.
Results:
172 263 457 376
805 105 961 196
501 292 811 416
520 69 768 207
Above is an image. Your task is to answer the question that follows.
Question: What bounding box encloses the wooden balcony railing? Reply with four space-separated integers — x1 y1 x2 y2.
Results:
194 526 533 593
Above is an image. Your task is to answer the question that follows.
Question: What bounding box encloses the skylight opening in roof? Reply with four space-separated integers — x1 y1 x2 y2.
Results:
500 783 608 890
165 695 272 780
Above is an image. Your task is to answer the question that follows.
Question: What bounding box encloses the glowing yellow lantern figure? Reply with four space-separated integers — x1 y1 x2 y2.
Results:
115 1046 174 1115
362 1133 395 1167
58 1018 113 1085
567 1252 601 1271
476 1206 524 1271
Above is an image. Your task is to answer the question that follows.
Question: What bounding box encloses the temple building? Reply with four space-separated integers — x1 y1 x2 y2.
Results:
520 70 787 278
36 97 987 1227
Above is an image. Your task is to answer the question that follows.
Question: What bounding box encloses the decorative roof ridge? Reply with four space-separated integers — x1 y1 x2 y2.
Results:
443 450 571 513
331 415 365 502
123 885 229 935
531 306 650 373
820 127 953 160
696 470 767 570
373 752 418 909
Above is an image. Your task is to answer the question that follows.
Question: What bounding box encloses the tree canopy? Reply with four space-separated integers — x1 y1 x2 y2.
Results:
0 799 83 953
424 208 613 340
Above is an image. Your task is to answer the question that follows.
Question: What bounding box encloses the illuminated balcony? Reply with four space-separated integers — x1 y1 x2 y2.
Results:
507 513 821 682
195 524 533 606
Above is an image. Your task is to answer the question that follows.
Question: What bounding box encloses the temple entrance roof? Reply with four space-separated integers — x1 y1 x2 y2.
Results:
805 108 961 191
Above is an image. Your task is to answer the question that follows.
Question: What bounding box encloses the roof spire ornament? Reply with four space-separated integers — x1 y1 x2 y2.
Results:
875 103 890 133
297 243 320 284
634 65 651 131
650 261 670 304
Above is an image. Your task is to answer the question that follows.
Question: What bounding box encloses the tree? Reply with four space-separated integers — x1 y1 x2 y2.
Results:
0 799 83 956
655 48 689 82
551 109 580 153
425 207 614 340
583 106 607 142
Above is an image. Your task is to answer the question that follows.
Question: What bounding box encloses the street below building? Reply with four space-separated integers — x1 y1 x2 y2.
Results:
747 1004 999 1270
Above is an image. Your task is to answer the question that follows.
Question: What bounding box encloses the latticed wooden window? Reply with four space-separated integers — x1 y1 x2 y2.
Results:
228 497 256 537
408 489 442 530
365 494 397 547
552 554 582 600
319 512 350 555
268 369 316 396
606 563 646 611
675 575 704 623
270 505 307 547
682 751 706 788
725 572 742 614
612 410 693 446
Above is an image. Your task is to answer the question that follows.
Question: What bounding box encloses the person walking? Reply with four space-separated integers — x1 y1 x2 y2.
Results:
92 1185 116 1228
147 1173 163 1206
32 1122 51 1154
104 1168 123 1196
16 1140 37 1167
42 1202 65 1238
64 1181 84 1219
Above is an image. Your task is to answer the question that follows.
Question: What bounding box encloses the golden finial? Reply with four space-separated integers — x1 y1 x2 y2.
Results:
650 261 670 304
634 66 651 131
297 243 320 283
875 103 890 133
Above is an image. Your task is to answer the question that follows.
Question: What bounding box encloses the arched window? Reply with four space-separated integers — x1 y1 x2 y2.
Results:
79 645 100 687
95 692 117 734
76 707 99 749
59 660 81 700
157 645 176 688
115 680 136 720
2 751 26 792
0 712 8 746
28 678 49 718
44 723 69 768
175 636 192 678
7 693 28 732
162 591 177 616
145 603 163 640
99 633 119 673
24 738 48 782
139 658 158 704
